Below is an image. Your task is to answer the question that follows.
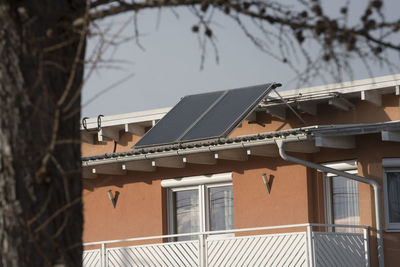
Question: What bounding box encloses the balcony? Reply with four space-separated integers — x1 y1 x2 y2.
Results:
83 223 370 267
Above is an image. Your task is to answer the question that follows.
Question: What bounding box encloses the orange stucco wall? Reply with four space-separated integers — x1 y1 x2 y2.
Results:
83 177 164 243
232 157 310 229
83 157 311 243
81 131 141 156
82 93 400 266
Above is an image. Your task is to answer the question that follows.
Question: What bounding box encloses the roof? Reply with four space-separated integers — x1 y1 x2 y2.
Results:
81 107 171 130
266 73 400 104
82 120 400 166
80 74 400 143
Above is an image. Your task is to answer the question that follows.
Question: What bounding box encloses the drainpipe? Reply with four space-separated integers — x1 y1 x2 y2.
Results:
275 139 384 267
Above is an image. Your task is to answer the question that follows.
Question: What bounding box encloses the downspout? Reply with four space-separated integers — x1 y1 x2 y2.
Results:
275 139 384 267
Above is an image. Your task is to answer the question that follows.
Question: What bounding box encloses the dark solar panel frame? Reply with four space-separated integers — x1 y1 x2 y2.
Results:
134 91 224 148
134 83 276 148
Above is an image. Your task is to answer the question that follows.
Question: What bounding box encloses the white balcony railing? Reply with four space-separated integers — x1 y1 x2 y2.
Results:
83 223 370 267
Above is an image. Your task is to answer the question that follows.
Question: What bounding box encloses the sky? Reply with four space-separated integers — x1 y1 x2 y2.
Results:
82 1 400 118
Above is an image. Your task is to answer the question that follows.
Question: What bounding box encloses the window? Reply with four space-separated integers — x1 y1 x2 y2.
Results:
323 160 360 232
383 158 400 231
162 173 234 241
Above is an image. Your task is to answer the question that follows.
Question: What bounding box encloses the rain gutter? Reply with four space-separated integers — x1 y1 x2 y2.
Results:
82 135 310 167
275 139 384 267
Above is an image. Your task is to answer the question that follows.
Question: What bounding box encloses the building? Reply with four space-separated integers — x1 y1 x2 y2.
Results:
81 74 400 267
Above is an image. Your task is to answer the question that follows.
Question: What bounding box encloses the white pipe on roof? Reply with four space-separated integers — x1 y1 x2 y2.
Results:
275 139 384 267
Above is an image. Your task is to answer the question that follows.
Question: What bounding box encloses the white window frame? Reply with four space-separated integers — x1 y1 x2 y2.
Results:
162 173 233 238
322 160 358 227
382 158 400 232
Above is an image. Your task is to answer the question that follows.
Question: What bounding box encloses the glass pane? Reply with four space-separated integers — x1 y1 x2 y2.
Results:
332 176 360 232
387 172 400 223
209 186 234 231
173 189 199 241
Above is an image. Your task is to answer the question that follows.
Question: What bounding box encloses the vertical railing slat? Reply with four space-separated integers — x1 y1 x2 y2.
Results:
100 243 106 267
307 225 315 267
199 234 205 267
364 228 370 267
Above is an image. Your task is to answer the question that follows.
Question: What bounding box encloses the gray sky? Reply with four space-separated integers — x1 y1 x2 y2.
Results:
82 1 400 118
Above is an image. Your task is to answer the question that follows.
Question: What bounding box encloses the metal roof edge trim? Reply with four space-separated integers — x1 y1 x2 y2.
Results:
81 107 171 130
82 135 310 167
81 120 400 167
272 73 400 99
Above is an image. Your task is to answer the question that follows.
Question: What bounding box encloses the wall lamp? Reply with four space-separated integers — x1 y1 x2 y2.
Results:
107 190 119 208
261 173 272 195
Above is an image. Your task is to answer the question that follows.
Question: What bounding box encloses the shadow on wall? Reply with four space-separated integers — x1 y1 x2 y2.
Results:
83 150 305 193
83 172 159 191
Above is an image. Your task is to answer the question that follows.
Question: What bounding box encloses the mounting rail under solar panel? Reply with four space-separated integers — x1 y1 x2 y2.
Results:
134 83 279 148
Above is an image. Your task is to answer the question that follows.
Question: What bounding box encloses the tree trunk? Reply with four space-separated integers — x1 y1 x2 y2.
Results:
0 1 85 266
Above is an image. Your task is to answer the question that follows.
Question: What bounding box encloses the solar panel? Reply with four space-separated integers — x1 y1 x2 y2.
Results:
134 83 277 148
134 91 224 147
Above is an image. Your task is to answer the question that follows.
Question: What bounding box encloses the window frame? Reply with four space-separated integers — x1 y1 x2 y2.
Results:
382 159 400 232
204 182 233 233
167 185 203 238
322 160 359 229
163 173 233 238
